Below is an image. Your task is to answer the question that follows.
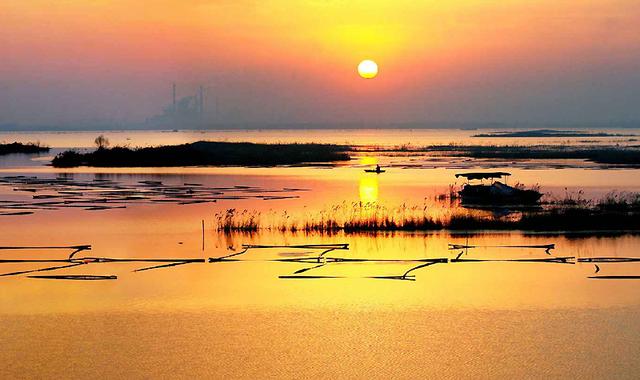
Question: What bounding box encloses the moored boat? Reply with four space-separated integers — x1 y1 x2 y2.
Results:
455 172 542 205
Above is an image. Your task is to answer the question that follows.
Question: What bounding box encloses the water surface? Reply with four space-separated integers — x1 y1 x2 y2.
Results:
1 129 640 378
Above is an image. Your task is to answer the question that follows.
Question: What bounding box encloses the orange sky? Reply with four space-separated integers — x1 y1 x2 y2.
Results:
1 0 640 125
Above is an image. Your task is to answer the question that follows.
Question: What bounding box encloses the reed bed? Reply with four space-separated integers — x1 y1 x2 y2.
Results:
214 191 640 233
215 202 496 233
546 189 640 210
0 141 49 155
52 141 350 167
354 144 640 165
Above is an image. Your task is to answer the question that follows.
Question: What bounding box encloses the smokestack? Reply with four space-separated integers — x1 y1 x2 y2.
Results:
172 83 176 112
199 85 205 115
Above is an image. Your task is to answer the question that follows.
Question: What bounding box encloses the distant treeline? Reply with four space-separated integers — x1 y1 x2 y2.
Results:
4 122 640 132
52 141 351 167
51 140 640 167
447 145 640 165
472 129 636 138
0 142 49 155
359 144 640 166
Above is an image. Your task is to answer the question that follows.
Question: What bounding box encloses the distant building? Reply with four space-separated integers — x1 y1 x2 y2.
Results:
145 84 205 128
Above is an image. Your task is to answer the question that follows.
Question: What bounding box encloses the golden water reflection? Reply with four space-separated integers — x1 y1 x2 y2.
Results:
2 172 640 379
358 156 379 166
2 130 640 378
0 169 639 316
359 174 379 202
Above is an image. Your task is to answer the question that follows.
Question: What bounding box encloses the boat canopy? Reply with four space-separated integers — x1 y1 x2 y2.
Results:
455 172 511 180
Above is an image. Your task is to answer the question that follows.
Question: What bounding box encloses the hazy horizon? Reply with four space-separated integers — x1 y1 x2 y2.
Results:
3 121 640 132
2 1 640 128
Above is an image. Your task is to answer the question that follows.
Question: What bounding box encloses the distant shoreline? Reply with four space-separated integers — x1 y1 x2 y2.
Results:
3 123 640 132
356 144 640 166
473 129 636 138
47 140 640 167
52 141 351 168
0 142 49 156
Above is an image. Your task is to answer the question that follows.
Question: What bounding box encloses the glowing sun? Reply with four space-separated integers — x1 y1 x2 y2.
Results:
358 60 378 79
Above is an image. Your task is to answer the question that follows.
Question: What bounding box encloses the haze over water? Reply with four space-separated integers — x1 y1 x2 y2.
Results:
2 127 640 147
1 128 640 378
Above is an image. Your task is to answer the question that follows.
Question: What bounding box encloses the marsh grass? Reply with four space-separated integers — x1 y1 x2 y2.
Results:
471 130 635 138
214 202 446 233
596 191 640 211
0 141 49 155
52 140 351 167
545 189 640 210
214 191 640 234
355 144 640 165
214 209 261 232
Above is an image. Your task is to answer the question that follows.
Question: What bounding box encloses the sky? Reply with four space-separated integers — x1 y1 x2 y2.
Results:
1 0 640 127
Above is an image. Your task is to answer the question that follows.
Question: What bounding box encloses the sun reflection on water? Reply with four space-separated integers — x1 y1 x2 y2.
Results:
359 156 378 166
359 175 379 203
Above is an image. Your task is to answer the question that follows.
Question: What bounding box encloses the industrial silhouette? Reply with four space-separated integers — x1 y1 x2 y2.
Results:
146 83 207 127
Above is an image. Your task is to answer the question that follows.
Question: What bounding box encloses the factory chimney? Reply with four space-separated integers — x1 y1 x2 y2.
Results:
172 83 177 113
199 85 205 116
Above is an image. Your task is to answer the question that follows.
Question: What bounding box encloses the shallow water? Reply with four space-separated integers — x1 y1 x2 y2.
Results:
1 129 640 378
3 308 640 379
2 127 639 148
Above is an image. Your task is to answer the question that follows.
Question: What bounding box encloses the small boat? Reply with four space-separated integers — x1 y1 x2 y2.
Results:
364 165 385 174
455 172 542 205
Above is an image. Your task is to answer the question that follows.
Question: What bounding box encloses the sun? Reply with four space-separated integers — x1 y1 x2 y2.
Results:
358 60 378 79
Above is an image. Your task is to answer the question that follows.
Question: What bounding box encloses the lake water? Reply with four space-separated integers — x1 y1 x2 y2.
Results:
2 127 640 148
1 129 640 378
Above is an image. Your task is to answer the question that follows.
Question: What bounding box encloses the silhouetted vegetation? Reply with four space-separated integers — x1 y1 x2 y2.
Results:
94 135 110 149
450 145 640 165
0 142 49 155
52 141 351 167
472 129 635 138
359 144 640 166
214 193 640 233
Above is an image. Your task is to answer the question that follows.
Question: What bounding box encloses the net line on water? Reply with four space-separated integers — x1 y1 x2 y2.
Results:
1 242 637 281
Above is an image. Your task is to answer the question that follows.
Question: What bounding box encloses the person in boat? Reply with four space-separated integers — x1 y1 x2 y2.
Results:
364 165 384 173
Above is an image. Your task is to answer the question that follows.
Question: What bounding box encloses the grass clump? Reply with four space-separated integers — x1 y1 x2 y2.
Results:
447 145 640 165
213 192 640 234
52 140 350 167
355 144 640 166
0 142 49 155
214 209 260 233
472 129 634 138
214 202 445 233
